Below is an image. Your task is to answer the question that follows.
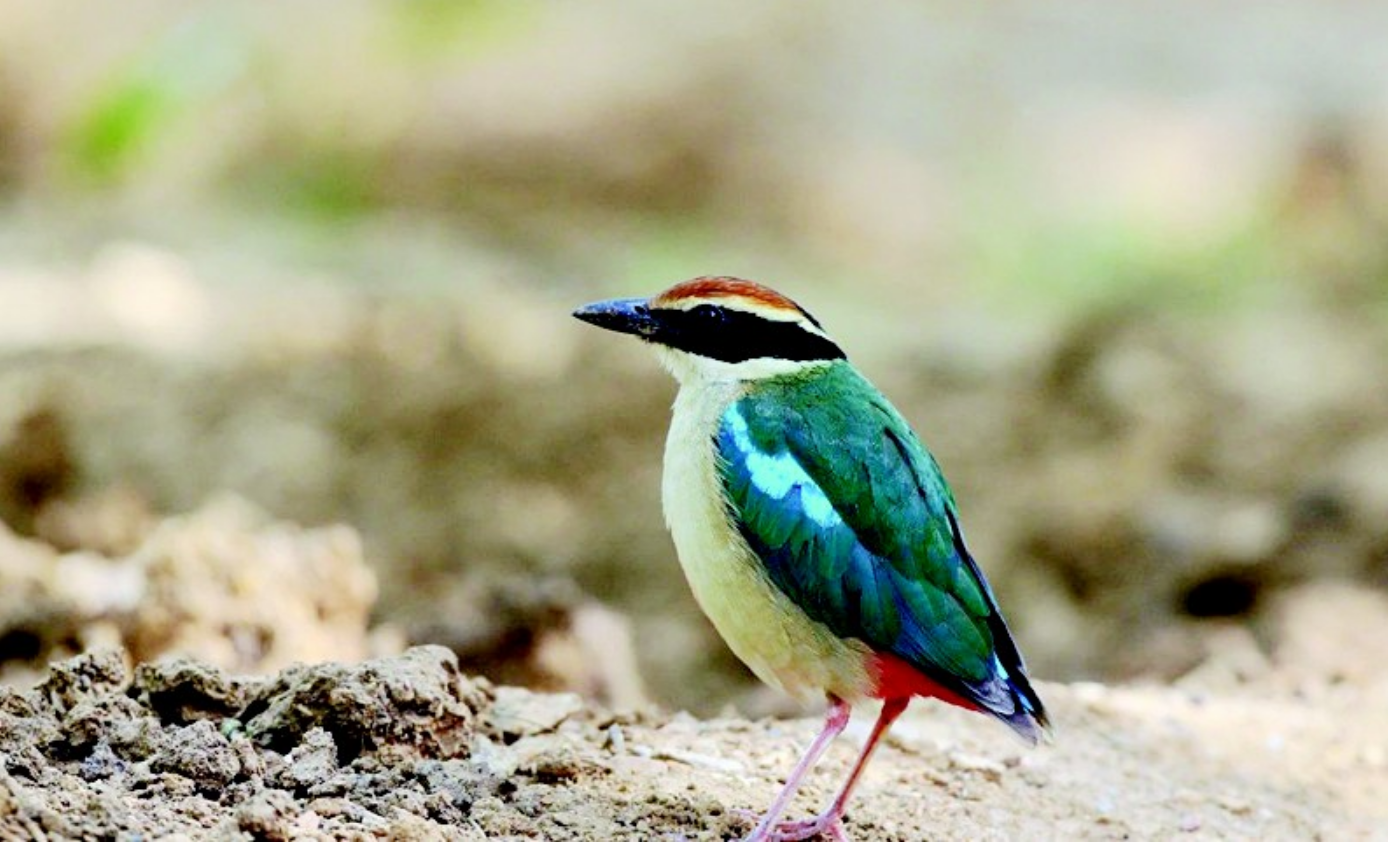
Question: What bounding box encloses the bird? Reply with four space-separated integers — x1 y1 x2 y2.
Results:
573 277 1048 842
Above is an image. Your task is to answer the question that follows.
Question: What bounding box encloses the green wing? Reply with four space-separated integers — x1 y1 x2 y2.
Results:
717 362 1045 734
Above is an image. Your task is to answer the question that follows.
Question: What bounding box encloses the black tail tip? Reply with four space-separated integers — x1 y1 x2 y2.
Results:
1003 701 1052 746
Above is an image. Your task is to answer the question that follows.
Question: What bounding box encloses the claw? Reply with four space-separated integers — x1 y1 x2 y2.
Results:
741 812 848 841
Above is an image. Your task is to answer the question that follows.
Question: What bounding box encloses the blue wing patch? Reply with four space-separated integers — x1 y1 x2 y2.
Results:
723 408 843 531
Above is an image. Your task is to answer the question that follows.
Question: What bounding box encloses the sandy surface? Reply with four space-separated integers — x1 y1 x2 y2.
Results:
2 582 1385 841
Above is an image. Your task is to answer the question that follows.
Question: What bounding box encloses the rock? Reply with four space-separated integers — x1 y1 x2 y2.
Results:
122 497 380 674
241 646 490 763
131 657 257 725
485 687 584 739
150 719 241 793
36 649 128 714
33 485 155 557
0 497 386 691
54 694 147 760
511 734 609 783
78 740 126 781
272 727 338 793
234 787 299 841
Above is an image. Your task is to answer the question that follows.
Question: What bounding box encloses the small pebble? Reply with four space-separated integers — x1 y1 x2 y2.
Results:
606 724 626 754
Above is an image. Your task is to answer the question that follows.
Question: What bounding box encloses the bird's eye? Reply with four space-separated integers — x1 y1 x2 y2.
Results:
690 304 725 323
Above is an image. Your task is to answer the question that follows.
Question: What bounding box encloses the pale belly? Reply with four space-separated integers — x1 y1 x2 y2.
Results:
661 385 874 704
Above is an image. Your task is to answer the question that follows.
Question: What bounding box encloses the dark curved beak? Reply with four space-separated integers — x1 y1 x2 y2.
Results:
572 297 662 339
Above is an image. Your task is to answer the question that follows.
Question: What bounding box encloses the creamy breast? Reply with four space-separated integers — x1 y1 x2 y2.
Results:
660 380 874 703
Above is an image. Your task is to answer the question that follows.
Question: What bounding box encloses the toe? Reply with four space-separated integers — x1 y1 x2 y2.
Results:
767 817 845 841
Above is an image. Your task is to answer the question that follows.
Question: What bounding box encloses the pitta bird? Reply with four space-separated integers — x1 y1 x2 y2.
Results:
574 278 1048 841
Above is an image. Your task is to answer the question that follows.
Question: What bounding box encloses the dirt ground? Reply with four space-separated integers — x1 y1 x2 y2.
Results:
2 582 1384 841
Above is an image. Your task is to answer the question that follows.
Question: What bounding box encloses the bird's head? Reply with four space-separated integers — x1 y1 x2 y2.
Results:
573 277 844 385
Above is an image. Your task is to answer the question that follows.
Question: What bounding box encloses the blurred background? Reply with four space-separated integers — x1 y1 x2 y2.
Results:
1 0 1386 716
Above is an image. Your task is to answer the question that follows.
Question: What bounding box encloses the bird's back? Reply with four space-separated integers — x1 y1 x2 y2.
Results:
716 361 1048 741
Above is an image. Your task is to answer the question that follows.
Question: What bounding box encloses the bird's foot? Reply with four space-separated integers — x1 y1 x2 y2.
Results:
740 810 848 842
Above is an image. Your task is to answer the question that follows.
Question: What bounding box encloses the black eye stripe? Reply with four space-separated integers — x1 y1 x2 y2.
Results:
651 306 845 364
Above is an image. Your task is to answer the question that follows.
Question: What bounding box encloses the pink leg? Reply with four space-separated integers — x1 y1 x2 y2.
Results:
764 697 910 841
744 697 852 842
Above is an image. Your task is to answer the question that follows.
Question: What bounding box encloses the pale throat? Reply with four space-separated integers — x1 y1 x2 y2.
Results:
653 346 828 386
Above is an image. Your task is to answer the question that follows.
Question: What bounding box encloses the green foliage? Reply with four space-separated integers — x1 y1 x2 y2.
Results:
62 14 248 185
242 153 381 221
